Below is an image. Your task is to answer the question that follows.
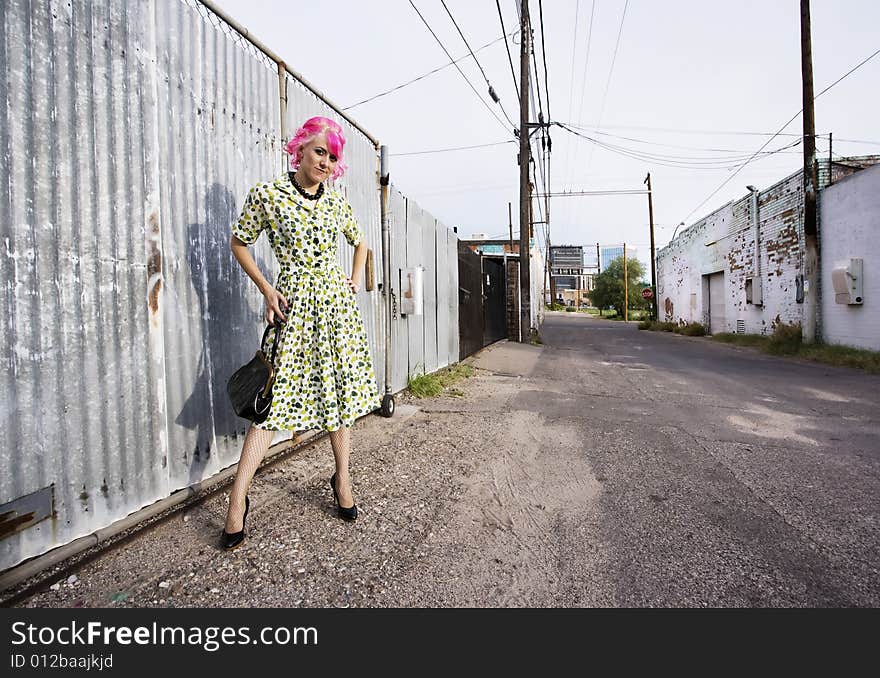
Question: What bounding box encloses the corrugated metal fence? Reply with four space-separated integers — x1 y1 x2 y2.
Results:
0 0 458 572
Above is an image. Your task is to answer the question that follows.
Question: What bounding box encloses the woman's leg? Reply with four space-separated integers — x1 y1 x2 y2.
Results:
224 424 275 532
329 427 355 508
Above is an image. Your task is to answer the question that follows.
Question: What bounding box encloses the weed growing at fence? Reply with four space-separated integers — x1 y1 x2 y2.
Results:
407 363 475 398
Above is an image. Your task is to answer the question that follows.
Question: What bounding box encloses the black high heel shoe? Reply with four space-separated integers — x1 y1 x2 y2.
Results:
330 473 358 521
221 495 249 550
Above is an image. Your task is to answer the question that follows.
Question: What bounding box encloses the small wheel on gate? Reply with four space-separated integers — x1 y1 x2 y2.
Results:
379 394 395 418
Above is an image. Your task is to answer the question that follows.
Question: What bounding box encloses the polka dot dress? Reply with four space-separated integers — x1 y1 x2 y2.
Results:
232 175 380 432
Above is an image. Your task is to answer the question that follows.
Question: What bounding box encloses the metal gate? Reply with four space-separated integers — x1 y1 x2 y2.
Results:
482 258 507 346
458 243 484 359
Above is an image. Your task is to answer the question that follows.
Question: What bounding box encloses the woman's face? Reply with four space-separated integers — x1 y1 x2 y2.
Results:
297 132 338 186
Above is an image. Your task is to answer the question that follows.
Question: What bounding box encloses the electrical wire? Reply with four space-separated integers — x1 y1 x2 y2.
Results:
565 0 580 132
537 0 551 124
586 0 629 173
440 0 517 129
408 0 513 136
343 33 512 110
556 122 802 170
391 140 516 156
573 127 804 154
574 0 596 127
495 0 520 98
681 44 880 222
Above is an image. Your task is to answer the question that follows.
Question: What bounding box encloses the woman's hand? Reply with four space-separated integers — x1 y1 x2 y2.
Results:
346 278 360 295
261 284 289 325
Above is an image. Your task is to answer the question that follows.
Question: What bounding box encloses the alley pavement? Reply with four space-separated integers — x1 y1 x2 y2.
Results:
5 311 880 607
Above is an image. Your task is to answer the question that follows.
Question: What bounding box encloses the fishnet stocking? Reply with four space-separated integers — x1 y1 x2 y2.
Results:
224 425 274 532
329 427 355 509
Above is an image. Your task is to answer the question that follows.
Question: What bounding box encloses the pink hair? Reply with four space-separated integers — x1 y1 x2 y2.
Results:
284 116 347 180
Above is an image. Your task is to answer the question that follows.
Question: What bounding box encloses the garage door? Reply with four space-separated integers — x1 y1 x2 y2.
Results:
708 271 726 334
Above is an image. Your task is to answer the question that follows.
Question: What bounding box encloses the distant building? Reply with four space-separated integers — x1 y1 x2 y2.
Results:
600 245 636 271
461 234 526 256
550 245 593 304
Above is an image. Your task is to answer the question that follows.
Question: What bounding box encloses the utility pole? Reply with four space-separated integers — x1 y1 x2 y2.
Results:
518 0 531 342
508 202 513 251
545 152 552 308
801 0 819 343
828 132 833 186
596 243 601 274
623 242 628 322
645 172 657 320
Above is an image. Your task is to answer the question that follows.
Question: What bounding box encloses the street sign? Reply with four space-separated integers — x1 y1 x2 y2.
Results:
642 287 654 300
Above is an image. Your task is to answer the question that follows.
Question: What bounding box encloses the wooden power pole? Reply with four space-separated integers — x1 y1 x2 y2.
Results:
645 172 658 320
518 0 532 342
623 242 628 322
801 0 819 343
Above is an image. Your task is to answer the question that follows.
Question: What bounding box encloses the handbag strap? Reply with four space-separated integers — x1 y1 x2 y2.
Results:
260 321 285 365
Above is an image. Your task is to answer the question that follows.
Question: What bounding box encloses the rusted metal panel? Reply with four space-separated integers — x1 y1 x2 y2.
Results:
154 0 281 488
1 0 167 569
0 0 463 574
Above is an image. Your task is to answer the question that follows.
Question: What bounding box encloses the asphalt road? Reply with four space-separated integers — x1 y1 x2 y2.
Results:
520 312 880 606
8 311 879 608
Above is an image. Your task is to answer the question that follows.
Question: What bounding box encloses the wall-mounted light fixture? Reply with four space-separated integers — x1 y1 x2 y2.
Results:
671 221 685 241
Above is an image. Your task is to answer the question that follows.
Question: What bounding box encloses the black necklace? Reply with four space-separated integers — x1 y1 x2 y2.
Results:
289 171 324 200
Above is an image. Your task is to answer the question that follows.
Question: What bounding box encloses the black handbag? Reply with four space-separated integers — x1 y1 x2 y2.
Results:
227 322 284 423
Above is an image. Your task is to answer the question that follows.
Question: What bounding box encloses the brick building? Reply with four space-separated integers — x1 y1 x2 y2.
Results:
656 156 880 347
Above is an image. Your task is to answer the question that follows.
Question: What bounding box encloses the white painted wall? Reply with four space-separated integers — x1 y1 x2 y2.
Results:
820 164 880 350
657 170 807 334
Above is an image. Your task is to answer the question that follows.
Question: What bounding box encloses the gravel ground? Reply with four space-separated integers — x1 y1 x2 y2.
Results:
7 346 579 608
5 312 880 608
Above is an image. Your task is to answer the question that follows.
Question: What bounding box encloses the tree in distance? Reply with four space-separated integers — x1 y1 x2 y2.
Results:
589 256 647 317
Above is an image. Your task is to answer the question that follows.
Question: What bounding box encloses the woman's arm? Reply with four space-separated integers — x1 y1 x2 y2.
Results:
230 235 288 324
348 240 368 293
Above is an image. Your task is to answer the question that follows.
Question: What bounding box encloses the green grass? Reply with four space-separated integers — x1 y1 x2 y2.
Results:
710 325 880 373
712 332 769 347
675 322 707 336
797 343 880 373
407 363 476 398
638 321 676 332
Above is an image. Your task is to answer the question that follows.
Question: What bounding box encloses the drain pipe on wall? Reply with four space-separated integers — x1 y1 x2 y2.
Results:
378 146 395 418
748 185 763 307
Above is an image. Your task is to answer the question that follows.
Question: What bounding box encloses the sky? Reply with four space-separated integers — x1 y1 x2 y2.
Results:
211 0 880 276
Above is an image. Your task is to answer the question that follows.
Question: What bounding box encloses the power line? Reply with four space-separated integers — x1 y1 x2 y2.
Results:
556 122 803 169
343 33 512 110
537 0 552 124
565 0 580 130
495 0 519 98
565 0 595 199
574 0 596 127
565 122 811 137
391 140 516 156
681 44 880 223
580 128 806 154
594 0 629 128
408 0 514 136
440 0 517 129
586 0 629 173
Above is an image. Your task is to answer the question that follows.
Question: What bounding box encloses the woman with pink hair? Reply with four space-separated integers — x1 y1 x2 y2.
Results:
222 116 379 549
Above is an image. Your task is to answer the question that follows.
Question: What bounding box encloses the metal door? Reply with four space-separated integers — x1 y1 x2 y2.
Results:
458 243 484 359
482 258 507 346
708 271 726 334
